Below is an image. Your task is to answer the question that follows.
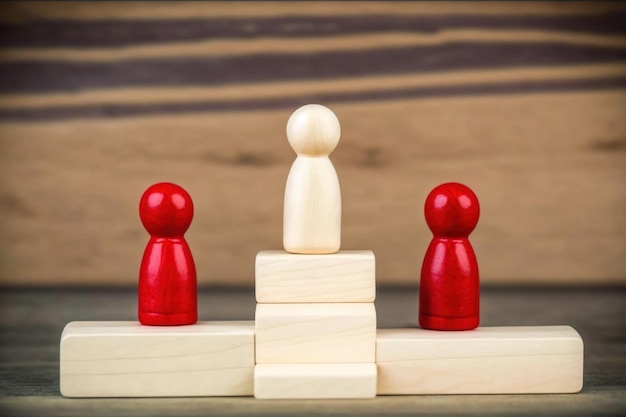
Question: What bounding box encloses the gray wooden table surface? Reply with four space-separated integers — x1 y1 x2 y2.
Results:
0 287 624 416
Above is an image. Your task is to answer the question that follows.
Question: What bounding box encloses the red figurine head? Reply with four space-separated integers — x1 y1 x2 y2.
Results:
139 182 194 237
424 182 479 238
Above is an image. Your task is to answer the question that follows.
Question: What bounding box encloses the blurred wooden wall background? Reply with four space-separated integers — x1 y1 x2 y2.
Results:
0 1 625 287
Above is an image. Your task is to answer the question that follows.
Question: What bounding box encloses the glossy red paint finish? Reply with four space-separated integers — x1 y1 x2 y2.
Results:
419 182 480 331
138 182 197 326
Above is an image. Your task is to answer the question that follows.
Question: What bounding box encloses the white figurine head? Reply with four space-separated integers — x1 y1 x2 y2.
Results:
286 104 341 156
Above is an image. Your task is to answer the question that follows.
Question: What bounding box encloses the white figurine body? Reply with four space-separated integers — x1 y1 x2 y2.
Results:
283 104 341 254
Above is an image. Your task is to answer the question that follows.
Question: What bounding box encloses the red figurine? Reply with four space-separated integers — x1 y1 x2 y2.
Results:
419 182 480 331
138 182 197 326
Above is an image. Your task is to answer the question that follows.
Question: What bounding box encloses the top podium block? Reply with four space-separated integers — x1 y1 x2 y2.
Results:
255 250 375 303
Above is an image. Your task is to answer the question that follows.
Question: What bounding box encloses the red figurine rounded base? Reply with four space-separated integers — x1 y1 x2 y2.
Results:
139 311 197 326
138 182 198 326
419 314 479 331
419 182 480 331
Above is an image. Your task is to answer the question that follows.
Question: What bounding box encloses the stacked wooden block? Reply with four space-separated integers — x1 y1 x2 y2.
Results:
376 326 583 395
254 251 378 399
60 321 255 397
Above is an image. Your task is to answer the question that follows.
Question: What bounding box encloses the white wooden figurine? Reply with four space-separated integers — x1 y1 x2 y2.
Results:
283 104 342 254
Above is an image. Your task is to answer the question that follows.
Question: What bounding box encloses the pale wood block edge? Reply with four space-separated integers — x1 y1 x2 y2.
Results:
62 320 255 337
254 363 377 399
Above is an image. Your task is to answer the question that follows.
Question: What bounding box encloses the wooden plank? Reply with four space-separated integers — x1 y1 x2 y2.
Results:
377 326 584 394
60 321 255 397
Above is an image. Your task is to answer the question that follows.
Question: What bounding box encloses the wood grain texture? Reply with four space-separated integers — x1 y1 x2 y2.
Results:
3 44 626 95
255 303 376 364
0 2 624 286
2 10 625 48
1 91 624 286
3 2 624 21
254 363 377 399
377 326 584 395
255 250 375 303
60 321 255 397
2 31 625 63
0 64 623 109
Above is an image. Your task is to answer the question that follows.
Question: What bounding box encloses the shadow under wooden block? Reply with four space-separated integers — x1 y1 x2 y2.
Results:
254 363 377 399
377 326 584 395
60 321 255 397
255 303 376 363
255 250 375 303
